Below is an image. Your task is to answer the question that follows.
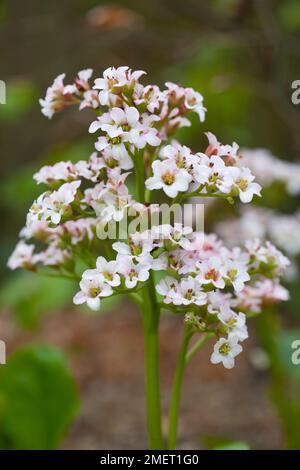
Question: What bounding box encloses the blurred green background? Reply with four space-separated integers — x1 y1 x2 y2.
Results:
1 0 300 449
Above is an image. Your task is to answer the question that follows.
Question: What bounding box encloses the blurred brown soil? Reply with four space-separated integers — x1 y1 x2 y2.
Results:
0 304 283 449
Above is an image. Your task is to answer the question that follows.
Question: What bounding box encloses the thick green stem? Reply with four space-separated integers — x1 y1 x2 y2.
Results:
141 274 164 449
168 331 213 449
133 150 146 203
168 327 193 450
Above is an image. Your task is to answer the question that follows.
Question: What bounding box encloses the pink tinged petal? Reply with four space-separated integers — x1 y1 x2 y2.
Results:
138 269 150 283
175 178 190 192
145 176 162 190
110 107 126 124
110 274 121 287
210 352 221 365
102 124 123 138
96 256 107 271
126 107 139 126
223 356 235 369
146 132 161 147
125 278 137 289
231 344 243 357
95 137 109 151
93 78 106 90
82 269 98 279
87 297 101 310
89 120 101 133
99 90 109 106
51 212 61 225
112 242 131 255
239 190 254 203
163 184 178 198
132 70 146 80
73 291 86 305
100 285 113 297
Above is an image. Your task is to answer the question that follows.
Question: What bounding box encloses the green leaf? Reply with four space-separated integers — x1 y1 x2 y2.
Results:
0 345 79 449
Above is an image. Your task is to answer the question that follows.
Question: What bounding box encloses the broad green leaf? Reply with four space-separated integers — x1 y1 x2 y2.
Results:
0 345 79 449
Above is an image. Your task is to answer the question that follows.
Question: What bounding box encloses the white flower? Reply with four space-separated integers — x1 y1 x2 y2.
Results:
160 143 196 172
156 276 179 304
94 66 145 106
101 189 132 224
222 259 250 293
20 220 55 242
196 256 226 289
39 73 76 119
60 218 96 244
112 234 153 262
75 68 93 89
33 161 76 184
237 279 289 312
246 239 290 274
79 89 100 110
89 106 139 143
151 224 194 250
7 240 36 270
205 132 240 163
129 114 161 149
47 180 81 224
101 146 133 170
146 160 192 198
198 154 227 189
117 255 150 289
218 309 248 341
134 84 163 113
35 245 70 267
171 277 207 306
220 166 261 203
183 87 206 122
73 269 113 310
28 181 81 226
161 82 206 125
207 291 235 315
96 256 121 287
210 336 243 369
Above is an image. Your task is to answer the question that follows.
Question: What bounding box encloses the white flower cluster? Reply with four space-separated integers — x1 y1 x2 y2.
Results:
8 66 289 369
146 137 261 202
71 230 289 369
239 148 300 196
